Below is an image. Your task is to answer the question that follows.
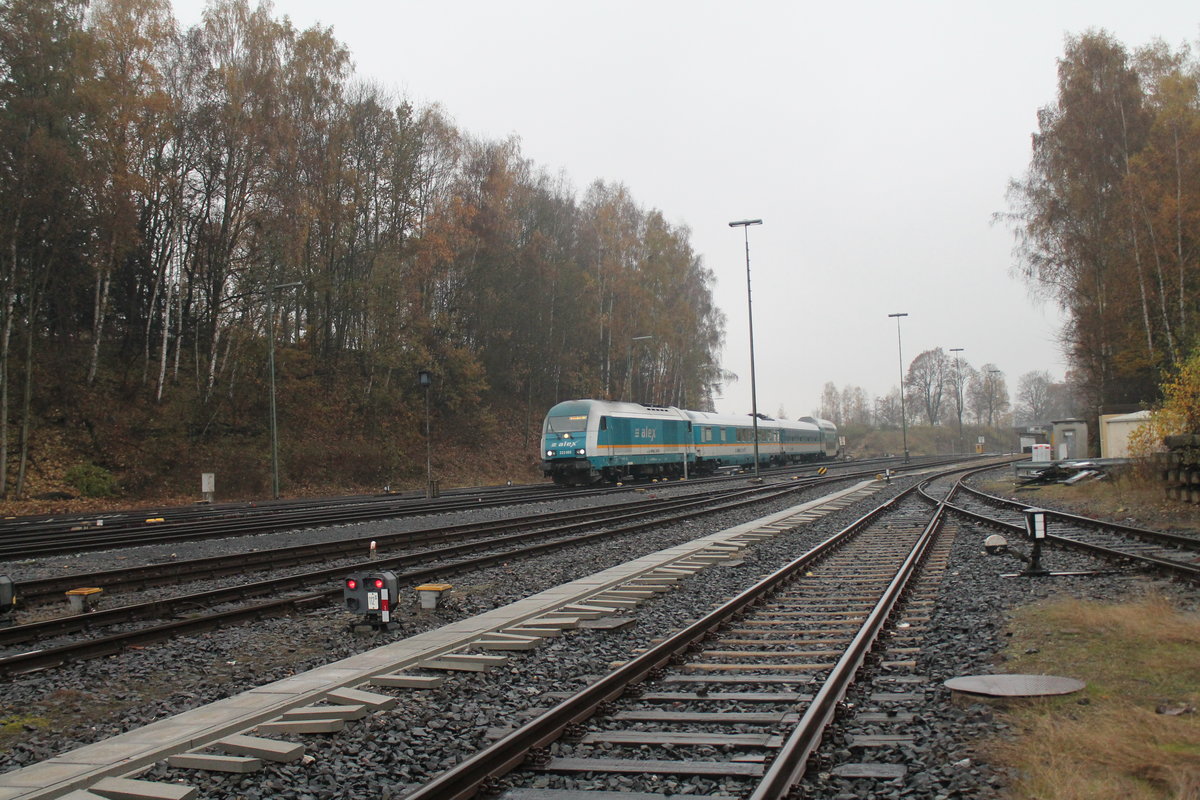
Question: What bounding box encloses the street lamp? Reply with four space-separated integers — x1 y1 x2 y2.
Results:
418 369 434 497
627 335 653 402
268 281 302 500
888 312 909 463
729 218 763 479
950 347 964 454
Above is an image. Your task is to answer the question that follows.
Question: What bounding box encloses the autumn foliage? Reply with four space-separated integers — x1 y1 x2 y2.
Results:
0 0 725 500
1005 30 1200 424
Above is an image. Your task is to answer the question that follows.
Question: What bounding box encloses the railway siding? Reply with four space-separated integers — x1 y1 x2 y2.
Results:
0 483 879 800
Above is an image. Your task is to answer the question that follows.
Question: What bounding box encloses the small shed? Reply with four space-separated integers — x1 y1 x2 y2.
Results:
1050 419 1088 460
1099 411 1151 459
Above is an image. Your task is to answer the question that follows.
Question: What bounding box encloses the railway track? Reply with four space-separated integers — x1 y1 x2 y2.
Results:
7 485 764 609
403 476 957 798
948 474 1200 582
1 459 999 636
0 455 976 561
0 485 574 561
0 477 849 675
3 459 1188 799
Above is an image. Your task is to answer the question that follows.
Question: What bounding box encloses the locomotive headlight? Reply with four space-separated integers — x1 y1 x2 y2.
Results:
576 448 586 456
561 433 571 439
546 449 555 458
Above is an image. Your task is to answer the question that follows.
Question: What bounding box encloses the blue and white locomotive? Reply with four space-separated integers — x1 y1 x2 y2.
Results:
541 399 840 486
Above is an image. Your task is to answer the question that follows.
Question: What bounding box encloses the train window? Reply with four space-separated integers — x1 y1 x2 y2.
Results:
599 416 608 431
546 415 587 433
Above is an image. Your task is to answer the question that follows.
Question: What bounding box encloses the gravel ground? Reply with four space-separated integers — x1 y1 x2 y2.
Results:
0 478 869 767
1 469 1193 799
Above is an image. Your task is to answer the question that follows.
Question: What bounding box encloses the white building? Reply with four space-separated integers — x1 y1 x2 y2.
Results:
1099 411 1152 458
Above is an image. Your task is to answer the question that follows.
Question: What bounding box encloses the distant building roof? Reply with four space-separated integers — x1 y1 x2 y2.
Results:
1105 410 1152 423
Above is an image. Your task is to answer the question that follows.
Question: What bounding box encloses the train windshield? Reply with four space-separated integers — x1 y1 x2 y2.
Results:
545 414 588 433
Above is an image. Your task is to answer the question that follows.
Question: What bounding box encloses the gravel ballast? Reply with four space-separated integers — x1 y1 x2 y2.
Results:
0 470 1192 798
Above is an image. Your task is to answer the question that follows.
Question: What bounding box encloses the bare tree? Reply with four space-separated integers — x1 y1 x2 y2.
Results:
840 385 871 426
1015 370 1055 425
905 348 948 425
818 381 840 424
968 364 1010 427
873 387 903 429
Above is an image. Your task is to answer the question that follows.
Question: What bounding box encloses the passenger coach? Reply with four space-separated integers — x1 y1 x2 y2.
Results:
541 399 839 486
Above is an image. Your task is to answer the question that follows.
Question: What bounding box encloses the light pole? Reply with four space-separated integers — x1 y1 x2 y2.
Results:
268 281 302 500
888 312 909 463
950 347 964 454
627 335 652 402
418 369 434 497
729 218 763 479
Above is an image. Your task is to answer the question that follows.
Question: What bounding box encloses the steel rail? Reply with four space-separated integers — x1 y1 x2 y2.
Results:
943 481 1200 583
0 482 563 534
956 481 1200 549
0 476 840 675
1 459 1010 673
750 493 947 798
0 483 788 649
0 454 993 560
402 484 931 800
0 487 580 560
9 457 985 606
10 485 763 606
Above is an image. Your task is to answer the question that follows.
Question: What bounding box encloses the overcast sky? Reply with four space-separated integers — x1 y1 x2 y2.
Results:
174 1 1200 418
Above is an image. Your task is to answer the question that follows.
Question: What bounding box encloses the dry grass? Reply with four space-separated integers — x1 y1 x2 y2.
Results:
976 469 1200 534
990 593 1200 799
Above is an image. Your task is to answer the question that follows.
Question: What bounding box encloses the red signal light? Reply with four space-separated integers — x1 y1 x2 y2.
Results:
346 578 358 590
371 578 385 589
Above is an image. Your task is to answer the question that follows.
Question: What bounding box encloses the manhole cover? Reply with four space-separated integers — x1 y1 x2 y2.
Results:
944 674 1085 697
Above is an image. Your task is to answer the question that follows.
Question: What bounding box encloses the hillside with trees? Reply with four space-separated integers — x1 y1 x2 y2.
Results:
3 10 1197 505
0 0 726 502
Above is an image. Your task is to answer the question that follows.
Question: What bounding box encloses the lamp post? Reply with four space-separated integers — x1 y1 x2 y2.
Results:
729 218 763 479
267 281 302 500
950 347 964 454
888 312 909 463
627 335 652 402
418 369 434 497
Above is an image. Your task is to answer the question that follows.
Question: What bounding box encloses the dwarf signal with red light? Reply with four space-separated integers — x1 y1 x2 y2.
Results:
343 573 367 612
342 571 399 629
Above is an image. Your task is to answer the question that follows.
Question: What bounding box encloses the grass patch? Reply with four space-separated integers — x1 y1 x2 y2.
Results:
976 470 1200 535
0 714 50 738
989 592 1200 799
